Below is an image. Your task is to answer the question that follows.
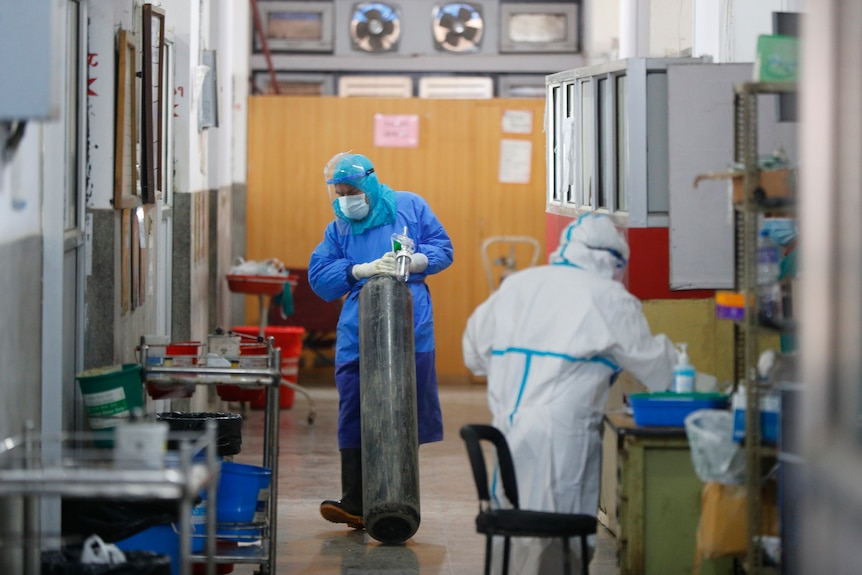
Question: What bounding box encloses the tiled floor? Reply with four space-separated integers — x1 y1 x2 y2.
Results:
227 369 620 574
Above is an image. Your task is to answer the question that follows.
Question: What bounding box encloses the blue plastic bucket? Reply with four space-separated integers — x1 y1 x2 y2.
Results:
216 461 271 524
191 495 207 552
116 524 180 575
214 465 272 542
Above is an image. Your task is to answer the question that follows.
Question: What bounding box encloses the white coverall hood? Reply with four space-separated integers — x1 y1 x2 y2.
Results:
548 213 629 280
462 215 675 575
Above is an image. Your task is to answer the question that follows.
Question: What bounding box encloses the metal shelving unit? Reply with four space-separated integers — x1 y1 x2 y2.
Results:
733 81 797 575
140 338 283 575
0 422 219 575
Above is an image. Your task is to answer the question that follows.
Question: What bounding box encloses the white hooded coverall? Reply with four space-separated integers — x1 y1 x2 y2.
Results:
462 214 677 574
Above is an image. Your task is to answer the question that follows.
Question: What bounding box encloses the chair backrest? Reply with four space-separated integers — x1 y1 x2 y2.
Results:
460 424 521 510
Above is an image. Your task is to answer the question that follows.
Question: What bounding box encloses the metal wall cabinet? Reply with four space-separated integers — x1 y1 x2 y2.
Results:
141 341 284 575
600 413 734 575
545 58 706 229
733 81 797 575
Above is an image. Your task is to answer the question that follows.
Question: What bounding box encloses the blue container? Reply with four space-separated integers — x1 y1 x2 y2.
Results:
191 493 208 551
630 392 730 427
116 524 179 575
217 461 271 524
732 408 780 444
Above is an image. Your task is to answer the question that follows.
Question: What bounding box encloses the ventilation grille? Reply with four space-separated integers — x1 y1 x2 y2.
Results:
498 75 547 98
431 2 484 53
338 75 413 97
349 2 402 53
418 76 493 99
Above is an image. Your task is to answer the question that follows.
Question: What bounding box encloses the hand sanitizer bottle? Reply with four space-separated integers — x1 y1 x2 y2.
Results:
673 343 696 393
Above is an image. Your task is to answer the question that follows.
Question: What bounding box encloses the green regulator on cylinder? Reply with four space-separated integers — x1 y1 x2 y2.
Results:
391 226 414 283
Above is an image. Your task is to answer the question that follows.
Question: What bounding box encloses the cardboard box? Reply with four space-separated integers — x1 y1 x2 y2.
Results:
732 168 793 204
696 481 779 561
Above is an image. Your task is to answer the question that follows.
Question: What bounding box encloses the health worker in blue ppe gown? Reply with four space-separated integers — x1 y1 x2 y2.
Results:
309 152 454 530
462 214 677 574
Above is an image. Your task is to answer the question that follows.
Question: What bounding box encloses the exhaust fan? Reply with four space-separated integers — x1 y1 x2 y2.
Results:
350 2 402 53
432 3 484 54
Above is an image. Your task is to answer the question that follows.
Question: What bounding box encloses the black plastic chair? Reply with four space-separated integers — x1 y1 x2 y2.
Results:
460 424 597 575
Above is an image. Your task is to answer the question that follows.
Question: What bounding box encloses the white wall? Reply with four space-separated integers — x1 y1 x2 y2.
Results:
161 0 207 195
652 0 693 57
231 1 249 185
692 0 805 62
87 0 134 209
0 128 42 242
584 0 621 62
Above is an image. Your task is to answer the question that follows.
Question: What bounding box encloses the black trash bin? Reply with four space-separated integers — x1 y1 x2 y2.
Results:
62 500 179 544
156 412 243 457
41 548 171 575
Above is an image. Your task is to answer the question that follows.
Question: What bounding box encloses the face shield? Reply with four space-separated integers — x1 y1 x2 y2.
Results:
323 152 376 204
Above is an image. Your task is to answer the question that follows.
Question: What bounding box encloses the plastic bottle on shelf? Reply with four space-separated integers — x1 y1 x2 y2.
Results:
673 343 696 393
757 229 782 320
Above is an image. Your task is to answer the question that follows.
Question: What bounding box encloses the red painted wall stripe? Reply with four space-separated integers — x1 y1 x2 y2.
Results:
545 213 714 301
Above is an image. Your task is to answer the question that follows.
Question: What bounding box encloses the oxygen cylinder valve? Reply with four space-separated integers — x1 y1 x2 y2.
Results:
391 227 415 283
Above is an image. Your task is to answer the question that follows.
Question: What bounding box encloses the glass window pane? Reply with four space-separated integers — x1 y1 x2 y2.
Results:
580 79 594 208
161 42 173 206
598 77 609 209
549 84 560 202
616 74 628 212
565 83 576 204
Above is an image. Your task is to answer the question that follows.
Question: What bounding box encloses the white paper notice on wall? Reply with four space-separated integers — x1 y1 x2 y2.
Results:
499 139 532 184
374 114 419 148
501 110 533 134
137 206 147 249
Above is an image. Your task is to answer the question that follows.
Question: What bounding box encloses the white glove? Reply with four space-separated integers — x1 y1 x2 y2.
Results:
352 252 397 280
409 252 428 273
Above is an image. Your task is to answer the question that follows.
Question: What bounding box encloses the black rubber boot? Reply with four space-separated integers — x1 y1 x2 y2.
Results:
320 448 364 529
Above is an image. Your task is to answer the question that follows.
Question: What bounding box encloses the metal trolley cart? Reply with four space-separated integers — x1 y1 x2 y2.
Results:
140 337 283 575
226 272 317 424
0 421 220 575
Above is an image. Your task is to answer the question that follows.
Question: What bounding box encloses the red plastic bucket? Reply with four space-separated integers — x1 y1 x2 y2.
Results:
146 341 203 399
166 341 204 366
147 341 203 399
232 326 305 409
215 340 267 403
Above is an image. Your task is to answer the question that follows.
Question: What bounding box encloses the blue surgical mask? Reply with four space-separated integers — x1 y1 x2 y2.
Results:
338 194 369 221
761 218 797 246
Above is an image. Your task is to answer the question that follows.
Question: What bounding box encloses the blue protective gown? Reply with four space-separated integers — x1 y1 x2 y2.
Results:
309 191 454 449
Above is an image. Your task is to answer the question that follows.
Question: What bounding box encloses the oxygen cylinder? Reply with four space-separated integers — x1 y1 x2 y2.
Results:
359 275 421 544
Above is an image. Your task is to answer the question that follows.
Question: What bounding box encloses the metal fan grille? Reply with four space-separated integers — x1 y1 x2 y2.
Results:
350 2 402 53
432 3 484 53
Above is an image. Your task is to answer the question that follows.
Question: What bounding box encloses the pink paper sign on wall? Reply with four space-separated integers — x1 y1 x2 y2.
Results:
374 114 419 148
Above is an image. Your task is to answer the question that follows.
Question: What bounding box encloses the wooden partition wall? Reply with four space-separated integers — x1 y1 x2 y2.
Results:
246 96 548 380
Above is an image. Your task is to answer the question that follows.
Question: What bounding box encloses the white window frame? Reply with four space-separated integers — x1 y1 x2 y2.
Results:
545 58 706 228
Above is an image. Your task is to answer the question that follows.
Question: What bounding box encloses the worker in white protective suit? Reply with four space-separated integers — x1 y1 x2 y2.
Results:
462 213 678 574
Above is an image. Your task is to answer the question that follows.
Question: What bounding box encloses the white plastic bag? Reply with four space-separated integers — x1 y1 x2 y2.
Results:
684 408 746 485
80 534 127 565
230 257 286 276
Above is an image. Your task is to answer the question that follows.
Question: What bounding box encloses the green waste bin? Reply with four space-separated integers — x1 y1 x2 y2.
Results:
76 364 144 443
